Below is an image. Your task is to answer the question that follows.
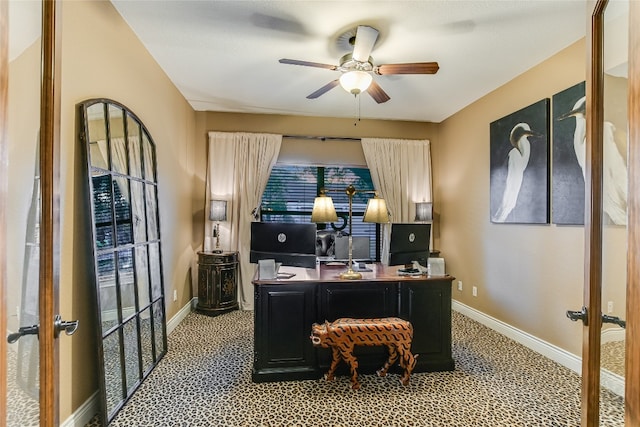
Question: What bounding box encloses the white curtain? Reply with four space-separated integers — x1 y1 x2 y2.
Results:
361 138 432 263
206 132 282 310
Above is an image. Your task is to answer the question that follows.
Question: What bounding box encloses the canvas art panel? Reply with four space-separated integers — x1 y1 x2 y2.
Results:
552 81 586 225
490 99 550 224
601 73 628 226
552 77 628 226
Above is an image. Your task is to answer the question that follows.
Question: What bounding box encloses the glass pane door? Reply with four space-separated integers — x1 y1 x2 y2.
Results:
600 0 628 423
5 1 43 425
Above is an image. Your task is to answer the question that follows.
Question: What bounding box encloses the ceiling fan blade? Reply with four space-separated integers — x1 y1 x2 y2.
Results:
307 79 340 99
375 62 440 75
279 58 338 70
366 80 390 104
352 26 379 62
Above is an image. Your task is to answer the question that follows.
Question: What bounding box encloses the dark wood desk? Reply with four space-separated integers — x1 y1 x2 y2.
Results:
252 263 454 383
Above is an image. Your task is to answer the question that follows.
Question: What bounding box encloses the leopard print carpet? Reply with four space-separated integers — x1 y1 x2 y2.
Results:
83 310 624 427
601 340 625 377
6 342 39 427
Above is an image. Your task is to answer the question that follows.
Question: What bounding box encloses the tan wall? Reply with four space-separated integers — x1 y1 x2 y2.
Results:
436 39 589 356
57 1 198 420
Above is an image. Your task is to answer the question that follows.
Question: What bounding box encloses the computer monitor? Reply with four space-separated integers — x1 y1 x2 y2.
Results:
249 222 318 268
334 235 370 261
388 223 431 267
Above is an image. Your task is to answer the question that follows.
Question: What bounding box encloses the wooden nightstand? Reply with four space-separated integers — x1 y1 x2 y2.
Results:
196 251 239 316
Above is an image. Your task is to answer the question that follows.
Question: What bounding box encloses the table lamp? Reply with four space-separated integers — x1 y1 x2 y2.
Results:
415 201 434 253
414 202 433 222
311 185 389 279
209 199 227 253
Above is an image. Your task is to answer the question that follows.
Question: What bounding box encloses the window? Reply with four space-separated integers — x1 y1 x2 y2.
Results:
261 165 380 260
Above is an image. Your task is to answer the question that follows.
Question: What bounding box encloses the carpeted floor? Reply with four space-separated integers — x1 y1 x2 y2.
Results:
601 340 625 377
6 337 40 427
84 310 624 427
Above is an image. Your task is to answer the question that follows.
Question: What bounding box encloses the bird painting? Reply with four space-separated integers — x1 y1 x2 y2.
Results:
552 81 586 225
556 93 628 225
557 96 587 179
490 99 549 224
492 123 539 222
603 119 628 225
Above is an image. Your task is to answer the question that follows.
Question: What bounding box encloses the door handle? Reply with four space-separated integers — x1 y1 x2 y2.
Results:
54 314 79 338
7 315 79 343
566 307 626 329
566 306 588 325
602 314 626 329
7 324 39 344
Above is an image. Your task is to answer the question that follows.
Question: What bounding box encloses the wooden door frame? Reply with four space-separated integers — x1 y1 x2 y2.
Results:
583 1 605 425
0 0 9 423
626 2 640 424
39 0 61 425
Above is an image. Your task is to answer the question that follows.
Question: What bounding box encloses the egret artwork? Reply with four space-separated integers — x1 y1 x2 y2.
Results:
552 82 586 225
490 99 550 224
553 79 628 225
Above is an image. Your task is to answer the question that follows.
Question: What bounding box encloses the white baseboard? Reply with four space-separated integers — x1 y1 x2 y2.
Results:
61 299 195 426
167 298 196 335
452 300 625 397
601 327 625 344
60 391 99 427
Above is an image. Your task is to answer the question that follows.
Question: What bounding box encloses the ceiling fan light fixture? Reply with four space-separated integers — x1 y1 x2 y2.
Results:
339 70 372 95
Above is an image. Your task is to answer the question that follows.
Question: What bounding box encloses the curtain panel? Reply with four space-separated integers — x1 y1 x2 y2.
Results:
206 132 282 310
361 138 433 263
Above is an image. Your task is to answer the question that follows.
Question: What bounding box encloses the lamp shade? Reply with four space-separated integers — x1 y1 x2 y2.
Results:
339 71 373 95
209 199 227 222
363 196 390 223
310 194 338 223
414 202 433 222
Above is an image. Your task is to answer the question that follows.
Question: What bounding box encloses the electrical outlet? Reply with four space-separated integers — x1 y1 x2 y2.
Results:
472 286 478 297
457 281 463 291
607 301 613 313
173 290 177 302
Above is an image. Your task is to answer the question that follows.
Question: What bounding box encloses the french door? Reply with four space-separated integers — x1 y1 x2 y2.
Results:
579 0 640 425
1 1 64 426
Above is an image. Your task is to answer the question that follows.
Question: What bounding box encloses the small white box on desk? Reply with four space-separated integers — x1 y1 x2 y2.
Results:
258 259 277 279
428 257 445 276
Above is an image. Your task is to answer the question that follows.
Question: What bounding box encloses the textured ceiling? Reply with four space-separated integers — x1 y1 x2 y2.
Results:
111 1 587 123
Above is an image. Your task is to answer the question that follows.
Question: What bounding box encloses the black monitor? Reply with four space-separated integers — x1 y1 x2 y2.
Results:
388 223 431 267
250 222 317 269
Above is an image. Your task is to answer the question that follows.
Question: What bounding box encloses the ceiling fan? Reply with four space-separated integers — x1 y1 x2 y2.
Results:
279 25 439 104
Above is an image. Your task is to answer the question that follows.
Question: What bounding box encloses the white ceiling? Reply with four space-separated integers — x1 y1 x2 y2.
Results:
110 0 587 123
